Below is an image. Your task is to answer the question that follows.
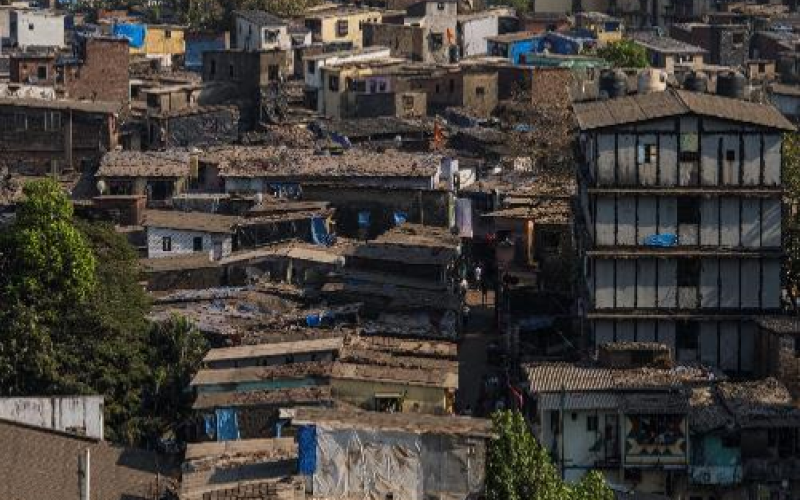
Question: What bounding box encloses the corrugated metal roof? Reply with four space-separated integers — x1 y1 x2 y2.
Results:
523 362 716 393
573 89 795 131
538 392 619 410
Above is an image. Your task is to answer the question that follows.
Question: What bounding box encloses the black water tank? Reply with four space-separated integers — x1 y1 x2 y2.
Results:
716 71 746 99
599 69 628 99
683 70 708 93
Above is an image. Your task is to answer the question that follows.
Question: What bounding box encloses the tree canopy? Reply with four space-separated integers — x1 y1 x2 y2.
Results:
0 179 207 445
596 40 649 69
486 410 614 500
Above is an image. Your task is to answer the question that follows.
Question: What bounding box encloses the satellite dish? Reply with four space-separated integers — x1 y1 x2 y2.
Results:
96 179 107 195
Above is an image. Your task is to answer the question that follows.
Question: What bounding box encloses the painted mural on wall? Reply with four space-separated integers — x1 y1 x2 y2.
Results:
624 414 688 466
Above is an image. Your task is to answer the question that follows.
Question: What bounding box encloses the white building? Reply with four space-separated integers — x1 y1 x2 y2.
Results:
144 210 237 260
457 11 499 58
11 10 65 49
234 10 290 51
303 46 391 111
574 89 794 375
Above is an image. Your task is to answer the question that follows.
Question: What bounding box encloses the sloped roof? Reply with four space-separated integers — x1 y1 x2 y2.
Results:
292 407 491 437
573 89 795 131
234 10 287 26
143 210 240 234
203 337 344 363
523 362 717 393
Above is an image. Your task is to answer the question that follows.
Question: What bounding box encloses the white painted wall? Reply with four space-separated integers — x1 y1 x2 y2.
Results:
147 226 232 259
13 10 65 49
0 396 104 439
236 17 290 51
458 15 497 58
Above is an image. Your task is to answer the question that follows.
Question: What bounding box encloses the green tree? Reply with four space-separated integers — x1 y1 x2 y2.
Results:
596 40 649 69
486 410 614 500
0 180 208 445
143 315 209 442
0 178 96 312
783 133 800 311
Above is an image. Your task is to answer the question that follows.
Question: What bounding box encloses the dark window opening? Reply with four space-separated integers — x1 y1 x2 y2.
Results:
402 95 414 110
229 64 234 78
36 65 47 80
165 30 172 39
550 410 560 433
679 150 699 162
431 33 444 49
587 415 598 432
162 236 172 252
725 149 736 162
676 320 699 350
677 259 700 287
307 60 316 74
329 75 339 91
337 20 349 37
677 197 700 225
268 64 279 81
193 236 203 252
448 78 455 93
435 83 440 93
475 86 485 96
210 59 216 77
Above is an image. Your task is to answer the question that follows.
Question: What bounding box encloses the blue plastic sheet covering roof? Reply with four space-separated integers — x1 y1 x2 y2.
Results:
311 215 335 246
644 234 678 247
185 38 226 71
297 425 317 475
393 211 407 226
215 408 240 441
358 211 371 228
112 23 146 49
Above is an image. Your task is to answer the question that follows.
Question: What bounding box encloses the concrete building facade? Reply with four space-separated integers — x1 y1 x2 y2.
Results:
574 90 794 375
11 10 65 49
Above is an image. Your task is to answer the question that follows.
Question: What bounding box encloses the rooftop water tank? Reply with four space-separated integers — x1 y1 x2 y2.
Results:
683 70 709 93
716 70 747 99
637 68 668 94
599 69 628 99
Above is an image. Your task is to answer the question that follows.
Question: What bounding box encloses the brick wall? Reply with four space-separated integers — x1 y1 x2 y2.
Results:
363 23 424 62
64 38 130 103
9 56 56 85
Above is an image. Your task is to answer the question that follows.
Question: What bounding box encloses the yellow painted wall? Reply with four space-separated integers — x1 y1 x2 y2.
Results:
331 378 454 415
131 26 186 56
318 11 382 49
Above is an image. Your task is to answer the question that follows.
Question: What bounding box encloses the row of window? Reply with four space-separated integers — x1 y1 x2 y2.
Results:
161 236 204 252
0 111 61 132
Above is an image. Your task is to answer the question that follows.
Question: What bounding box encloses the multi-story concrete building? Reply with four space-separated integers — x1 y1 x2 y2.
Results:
233 10 290 51
574 89 794 375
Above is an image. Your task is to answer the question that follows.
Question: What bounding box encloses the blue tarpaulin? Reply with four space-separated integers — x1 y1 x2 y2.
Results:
215 408 239 441
393 211 407 226
204 414 216 439
112 23 146 49
297 425 317 474
358 211 371 228
644 234 678 247
311 215 335 246
306 314 322 327
330 133 352 149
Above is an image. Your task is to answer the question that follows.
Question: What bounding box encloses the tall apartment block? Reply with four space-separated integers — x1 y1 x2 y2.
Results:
573 89 795 374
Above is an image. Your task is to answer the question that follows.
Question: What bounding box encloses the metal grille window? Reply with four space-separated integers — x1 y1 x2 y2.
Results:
162 237 172 252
